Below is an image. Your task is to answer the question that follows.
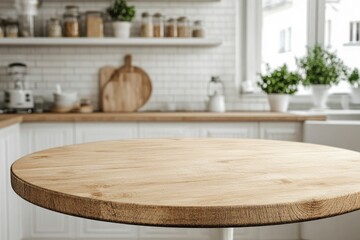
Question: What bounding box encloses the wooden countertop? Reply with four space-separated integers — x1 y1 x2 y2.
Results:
11 139 360 227
2 112 326 123
0 116 22 129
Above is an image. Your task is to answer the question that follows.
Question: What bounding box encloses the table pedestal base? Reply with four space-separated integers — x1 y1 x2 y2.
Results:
220 228 234 240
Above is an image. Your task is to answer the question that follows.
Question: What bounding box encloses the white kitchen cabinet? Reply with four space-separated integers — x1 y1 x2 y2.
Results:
0 124 21 240
259 122 303 142
302 121 360 240
138 122 200 138
199 122 259 138
20 123 77 240
20 123 75 155
75 122 138 143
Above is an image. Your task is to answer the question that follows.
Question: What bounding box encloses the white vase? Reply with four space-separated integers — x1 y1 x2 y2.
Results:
267 94 290 112
311 85 330 110
351 87 360 104
112 21 131 38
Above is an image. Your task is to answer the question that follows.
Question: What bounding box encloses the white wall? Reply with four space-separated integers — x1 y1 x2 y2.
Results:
0 0 270 111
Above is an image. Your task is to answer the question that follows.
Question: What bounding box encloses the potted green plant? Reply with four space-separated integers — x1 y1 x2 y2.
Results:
297 44 346 110
258 64 301 112
107 0 135 38
346 68 360 103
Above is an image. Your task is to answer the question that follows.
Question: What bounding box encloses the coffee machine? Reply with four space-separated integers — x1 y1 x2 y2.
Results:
5 63 34 113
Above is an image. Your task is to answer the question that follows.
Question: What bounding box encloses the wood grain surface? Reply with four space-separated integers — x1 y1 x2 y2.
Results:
11 139 360 227
4 112 327 123
101 55 152 112
99 66 115 109
0 116 22 129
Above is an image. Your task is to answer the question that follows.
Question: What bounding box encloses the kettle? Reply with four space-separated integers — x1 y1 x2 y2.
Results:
207 76 226 113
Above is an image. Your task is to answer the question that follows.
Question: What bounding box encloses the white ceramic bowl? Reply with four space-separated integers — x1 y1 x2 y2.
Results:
53 92 78 108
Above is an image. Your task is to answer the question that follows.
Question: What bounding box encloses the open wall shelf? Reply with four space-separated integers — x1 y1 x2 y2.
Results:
0 38 222 47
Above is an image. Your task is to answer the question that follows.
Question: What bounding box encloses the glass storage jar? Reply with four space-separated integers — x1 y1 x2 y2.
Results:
47 18 62 37
166 18 177 38
5 19 19 38
177 16 190 38
86 11 103 37
63 5 80 37
192 20 205 38
0 19 4 38
153 13 164 38
141 12 153 37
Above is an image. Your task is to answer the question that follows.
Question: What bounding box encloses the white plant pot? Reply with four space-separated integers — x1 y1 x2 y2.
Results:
112 21 131 38
351 87 360 104
267 94 290 112
311 85 330 110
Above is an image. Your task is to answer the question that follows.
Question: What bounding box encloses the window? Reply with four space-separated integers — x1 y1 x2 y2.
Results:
279 27 292 53
325 0 360 69
349 21 360 43
242 0 360 94
261 0 307 71
325 20 332 48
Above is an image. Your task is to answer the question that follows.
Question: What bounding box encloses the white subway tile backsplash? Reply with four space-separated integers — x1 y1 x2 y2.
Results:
0 0 267 111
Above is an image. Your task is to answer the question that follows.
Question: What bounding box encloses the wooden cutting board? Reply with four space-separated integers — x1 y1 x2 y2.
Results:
100 55 152 112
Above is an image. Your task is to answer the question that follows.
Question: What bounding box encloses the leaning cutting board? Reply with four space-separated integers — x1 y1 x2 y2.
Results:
100 55 152 112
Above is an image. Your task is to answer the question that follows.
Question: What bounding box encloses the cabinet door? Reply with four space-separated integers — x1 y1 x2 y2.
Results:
21 123 75 155
0 124 22 240
0 133 7 240
259 122 303 142
138 123 200 138
199 123 259 138
75 122 138 144
20 123 76 240
74 122 139 239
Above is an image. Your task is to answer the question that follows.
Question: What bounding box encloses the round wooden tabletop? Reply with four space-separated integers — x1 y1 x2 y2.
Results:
11 139 360 228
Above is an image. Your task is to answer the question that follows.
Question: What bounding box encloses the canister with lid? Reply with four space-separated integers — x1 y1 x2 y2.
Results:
193 20 205 38
166 18 177 38
47 18 62 37
153 13 164 38
141 12 153 37
177 16 190 38
86 11 103 37
5 19 19 38
63 5 80 37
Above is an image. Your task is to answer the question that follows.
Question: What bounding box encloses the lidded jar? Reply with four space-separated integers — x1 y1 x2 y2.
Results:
166 18 177 38
5 19 19 38
47 18 62 37
0 19 5 38
192 20 205 38
86 11 104 37
153 13 164 38
141 12 153 37
63 5 80 37
177 16 190 38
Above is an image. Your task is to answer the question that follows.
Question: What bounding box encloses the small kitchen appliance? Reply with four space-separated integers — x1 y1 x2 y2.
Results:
207 76 226 113
5 63 34 113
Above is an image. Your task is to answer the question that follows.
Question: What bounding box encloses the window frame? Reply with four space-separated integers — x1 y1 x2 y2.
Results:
240 0 333 94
